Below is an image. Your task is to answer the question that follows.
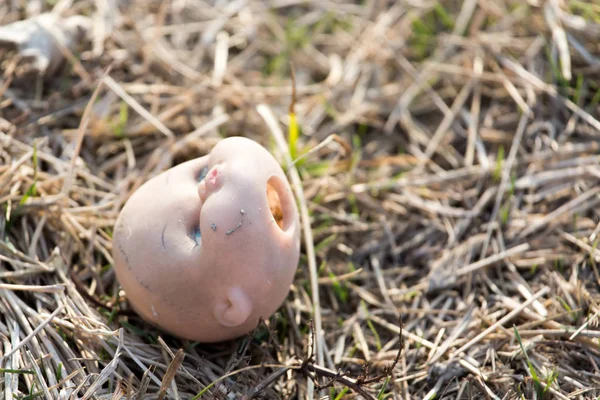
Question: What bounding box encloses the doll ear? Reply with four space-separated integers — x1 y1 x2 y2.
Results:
213 287 252 327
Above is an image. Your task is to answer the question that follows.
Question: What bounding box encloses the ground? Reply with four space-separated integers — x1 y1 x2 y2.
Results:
1 1 600 399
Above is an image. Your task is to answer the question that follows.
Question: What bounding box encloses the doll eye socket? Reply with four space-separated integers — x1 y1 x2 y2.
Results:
190 224 201 247
197 166 209 182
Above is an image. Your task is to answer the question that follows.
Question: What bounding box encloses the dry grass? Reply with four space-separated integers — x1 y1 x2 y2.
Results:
1 0 600 399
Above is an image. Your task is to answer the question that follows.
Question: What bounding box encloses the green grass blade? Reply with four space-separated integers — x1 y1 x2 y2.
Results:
514 325 543 396
377 376 391 399
0 368 35 374
288 111 299 161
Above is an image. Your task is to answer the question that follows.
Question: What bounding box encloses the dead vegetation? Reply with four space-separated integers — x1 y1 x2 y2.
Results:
1 0 600 399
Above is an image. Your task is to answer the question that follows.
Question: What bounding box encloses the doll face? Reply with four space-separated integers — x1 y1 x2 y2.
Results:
112 137 300 342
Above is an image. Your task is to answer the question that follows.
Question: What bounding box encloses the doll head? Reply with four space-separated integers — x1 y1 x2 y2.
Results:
112 137 301 342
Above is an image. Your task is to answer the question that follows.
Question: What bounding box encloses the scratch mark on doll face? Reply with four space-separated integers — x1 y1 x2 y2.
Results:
225 209 246 237
161 223 167 249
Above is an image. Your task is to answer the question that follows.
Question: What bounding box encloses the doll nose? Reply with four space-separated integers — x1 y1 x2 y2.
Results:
198 165 221 201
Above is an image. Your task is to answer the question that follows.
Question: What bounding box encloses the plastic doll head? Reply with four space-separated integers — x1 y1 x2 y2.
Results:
112 137 301 342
